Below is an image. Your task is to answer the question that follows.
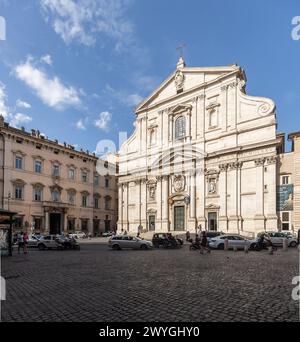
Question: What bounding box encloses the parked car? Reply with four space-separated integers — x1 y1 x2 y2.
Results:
69 231 87 239
205 231 224 242
152 233 183 248
108 235 153 250
257 231 297 247
102 231 114 237
209 234 250 250
37 235 65 250
27 235 41 248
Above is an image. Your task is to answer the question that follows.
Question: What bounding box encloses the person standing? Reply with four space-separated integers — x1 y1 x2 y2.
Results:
17 232 24 254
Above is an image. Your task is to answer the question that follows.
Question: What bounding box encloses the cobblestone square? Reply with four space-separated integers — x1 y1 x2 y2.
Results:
1 242 299 322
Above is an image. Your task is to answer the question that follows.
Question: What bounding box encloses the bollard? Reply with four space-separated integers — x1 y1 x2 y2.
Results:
224 238 229 251
268 246 273 255
244 245 249 254
233 246 237 252
282 238 288 251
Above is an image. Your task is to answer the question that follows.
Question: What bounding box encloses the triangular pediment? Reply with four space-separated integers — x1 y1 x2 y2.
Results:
135 64 240 113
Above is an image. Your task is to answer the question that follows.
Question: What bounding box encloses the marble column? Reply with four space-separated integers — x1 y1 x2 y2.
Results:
141 179 147 229
228 162 239 233
64 211 68 233
254 158 266 231
45 211 50 233
162 176 169 231
196 167 206 231
218 164 228 231
117 183 123 231
266 156 278 229
156 176 162 230
123 182 129 231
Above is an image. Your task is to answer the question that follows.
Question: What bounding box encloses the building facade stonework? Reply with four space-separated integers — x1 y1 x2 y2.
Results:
118 59 281 236
0 117 117 235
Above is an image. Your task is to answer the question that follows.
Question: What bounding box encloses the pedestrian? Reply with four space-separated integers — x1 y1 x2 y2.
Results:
186 230 190 242
200 231 211 254
124 230 127 236
137 232 140 238
88 232 92 240
17 231 24 254
23 231 29 254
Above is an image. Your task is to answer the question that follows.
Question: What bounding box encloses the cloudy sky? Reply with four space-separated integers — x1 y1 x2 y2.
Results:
0 0 300 154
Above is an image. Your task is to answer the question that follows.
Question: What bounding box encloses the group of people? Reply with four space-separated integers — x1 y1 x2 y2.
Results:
16 231 29 254
187 230 211 254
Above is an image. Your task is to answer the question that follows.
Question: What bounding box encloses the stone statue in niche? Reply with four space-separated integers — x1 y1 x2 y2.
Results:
175 70 184 91
149 186 156 199
208 179 216 194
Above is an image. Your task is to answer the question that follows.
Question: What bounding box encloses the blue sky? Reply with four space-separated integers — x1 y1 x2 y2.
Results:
0 0 300 155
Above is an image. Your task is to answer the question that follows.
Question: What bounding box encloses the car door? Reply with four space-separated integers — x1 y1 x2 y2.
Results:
272 233 283 246
234 236 246 249
226 236 235 249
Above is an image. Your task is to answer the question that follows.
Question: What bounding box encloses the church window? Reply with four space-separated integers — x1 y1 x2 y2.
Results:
175 116 186 140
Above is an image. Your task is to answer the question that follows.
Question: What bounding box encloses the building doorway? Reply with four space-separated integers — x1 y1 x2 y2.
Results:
104 220 110 232
208 212 218 231
50 213 61 235
149 215 155 231
174 206 185 231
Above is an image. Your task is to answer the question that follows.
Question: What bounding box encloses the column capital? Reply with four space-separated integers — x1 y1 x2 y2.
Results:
266 156 278 165
218 163 228 172
254 158 265 167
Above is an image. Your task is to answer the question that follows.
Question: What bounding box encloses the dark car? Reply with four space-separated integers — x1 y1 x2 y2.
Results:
152 233 183 248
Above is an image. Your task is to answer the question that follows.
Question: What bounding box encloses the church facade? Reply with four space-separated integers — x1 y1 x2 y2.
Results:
117 58 280 236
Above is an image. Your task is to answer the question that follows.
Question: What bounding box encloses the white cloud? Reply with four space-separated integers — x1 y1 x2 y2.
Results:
16 99 31 109
40 0 134 49
0 81 33 128
94 111 112 131
40 54 53 66
14 57 81 110
104 84 142 108
9 113 33 128
0 82 9 117
76 118 86 130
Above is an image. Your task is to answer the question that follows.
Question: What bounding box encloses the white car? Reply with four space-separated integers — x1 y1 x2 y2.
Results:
209 235 251 250
258 232 297 247
69 231 86 239
108 235 153 250
37 235 64 250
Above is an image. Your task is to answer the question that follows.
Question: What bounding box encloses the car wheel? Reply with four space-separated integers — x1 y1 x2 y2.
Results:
140 244 148 250
218 243 224 250
38 244 46 251
289 241 297 248
112 244 121 250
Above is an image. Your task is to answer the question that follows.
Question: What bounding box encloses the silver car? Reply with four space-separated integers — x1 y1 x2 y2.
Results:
108 235 153 250
258 232 297 247
209 235 250 250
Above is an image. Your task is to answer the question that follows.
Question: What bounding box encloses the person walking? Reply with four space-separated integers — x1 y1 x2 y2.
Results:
200 231 211 254
186 230 191 242
23 231 29 254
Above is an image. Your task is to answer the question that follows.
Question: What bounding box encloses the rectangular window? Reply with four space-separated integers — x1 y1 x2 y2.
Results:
35 160 42 173
105 178 109 188
94 175 99 186
105 199 110 210
15 156 23 169
94 197 99 209
52 165 60 177
282 176 289 185
69 168 75 180
68 193 75 205
15 186 23 199
82 172 88 183
82 195 87 207
282 212 289 222
282 223 289 231
34 188 42 201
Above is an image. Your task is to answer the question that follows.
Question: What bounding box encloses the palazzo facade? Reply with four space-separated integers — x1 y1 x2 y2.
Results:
118 58 280 236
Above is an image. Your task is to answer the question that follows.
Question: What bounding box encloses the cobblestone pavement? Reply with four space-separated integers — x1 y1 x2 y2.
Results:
1 244 299 322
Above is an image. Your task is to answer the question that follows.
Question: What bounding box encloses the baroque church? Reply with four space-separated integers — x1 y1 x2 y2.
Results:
117 57 279 236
